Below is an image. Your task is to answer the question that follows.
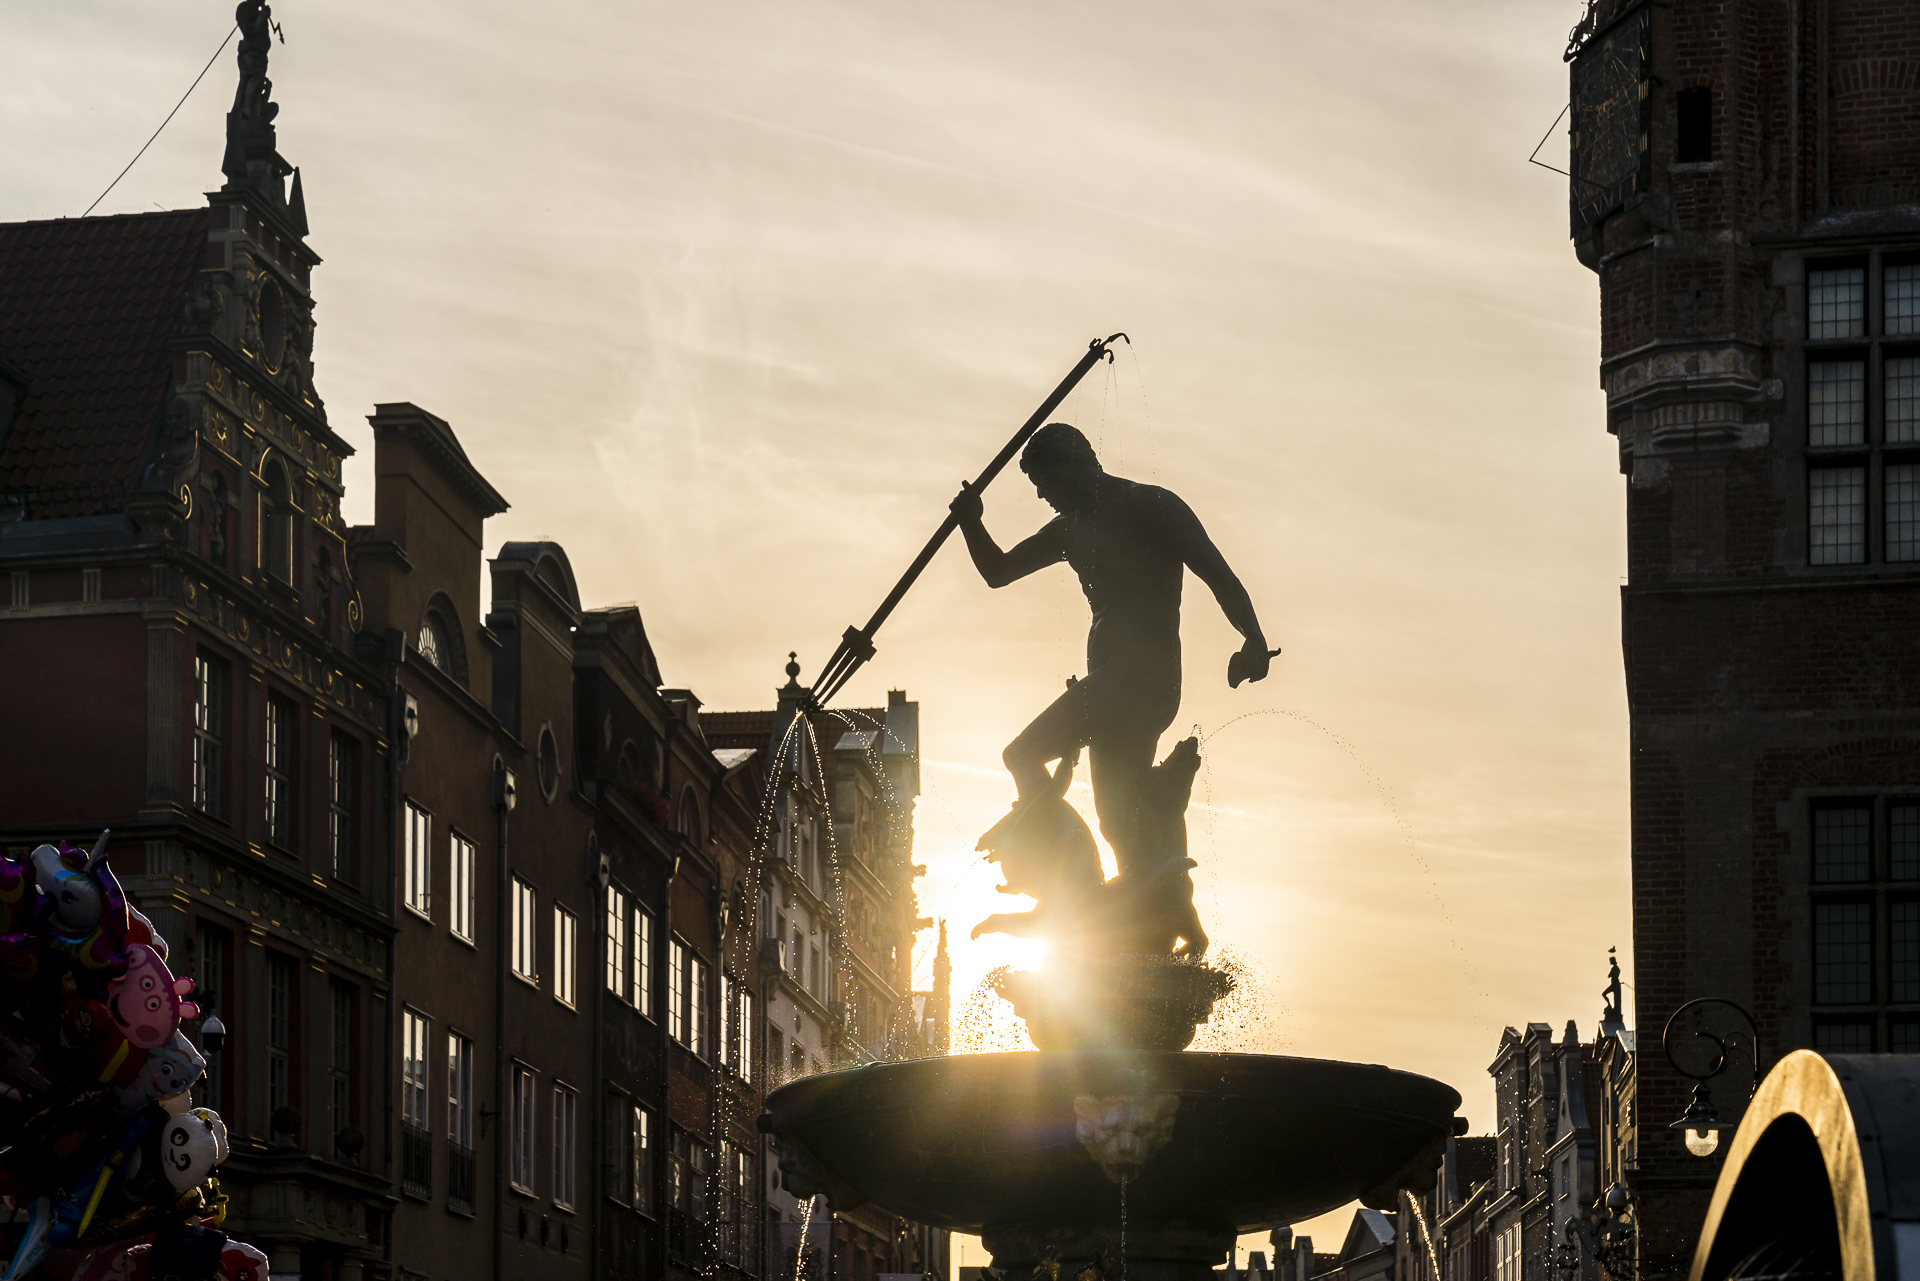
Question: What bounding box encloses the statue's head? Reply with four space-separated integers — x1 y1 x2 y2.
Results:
1020 423 1102 514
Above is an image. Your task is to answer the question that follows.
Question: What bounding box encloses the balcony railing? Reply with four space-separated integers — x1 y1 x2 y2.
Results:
401 1121 432 1199
447 1139 476 1214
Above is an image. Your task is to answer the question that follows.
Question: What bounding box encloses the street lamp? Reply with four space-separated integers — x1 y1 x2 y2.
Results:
1661 997 1759 1158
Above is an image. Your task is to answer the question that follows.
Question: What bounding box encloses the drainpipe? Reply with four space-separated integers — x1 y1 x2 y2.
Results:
493 757 516 1281
660 718 678 1281
590 834 608 1281
385 629 412 1276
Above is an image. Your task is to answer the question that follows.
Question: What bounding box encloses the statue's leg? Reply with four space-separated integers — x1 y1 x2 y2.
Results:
1083 663 1181 878
1002 686 1079 800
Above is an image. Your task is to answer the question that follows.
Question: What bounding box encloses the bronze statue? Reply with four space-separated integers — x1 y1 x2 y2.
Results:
952 422 1275 958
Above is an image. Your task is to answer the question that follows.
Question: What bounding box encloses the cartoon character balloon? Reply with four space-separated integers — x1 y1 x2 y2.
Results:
109 945 198 1051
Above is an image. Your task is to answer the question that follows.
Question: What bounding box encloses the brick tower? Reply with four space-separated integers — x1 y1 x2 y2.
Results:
1568 0 1920 1272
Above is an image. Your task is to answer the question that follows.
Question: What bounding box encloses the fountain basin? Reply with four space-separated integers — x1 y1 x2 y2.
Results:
764 1050 1460 1237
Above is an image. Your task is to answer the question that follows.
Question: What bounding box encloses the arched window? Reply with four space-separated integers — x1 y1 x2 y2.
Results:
416 593 468 686
418 610 451 673
259 460 292 582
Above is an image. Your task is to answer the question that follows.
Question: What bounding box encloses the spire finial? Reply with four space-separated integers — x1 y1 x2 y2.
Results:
786 651 801 681
221 1 296 218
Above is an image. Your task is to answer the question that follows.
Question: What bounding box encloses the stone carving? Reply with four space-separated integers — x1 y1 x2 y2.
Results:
1072 1092 1180 1183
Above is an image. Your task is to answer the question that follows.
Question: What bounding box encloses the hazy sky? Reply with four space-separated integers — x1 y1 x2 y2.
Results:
6 0 1627 1256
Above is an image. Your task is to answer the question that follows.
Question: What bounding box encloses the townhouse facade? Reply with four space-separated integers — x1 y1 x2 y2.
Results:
0 19 947 1281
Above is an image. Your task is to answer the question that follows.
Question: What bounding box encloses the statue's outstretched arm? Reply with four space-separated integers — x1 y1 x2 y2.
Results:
952 483 1066 588
1163 494 1273 684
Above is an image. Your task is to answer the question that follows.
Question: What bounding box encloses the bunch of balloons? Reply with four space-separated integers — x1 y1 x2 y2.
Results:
0 834 266 1281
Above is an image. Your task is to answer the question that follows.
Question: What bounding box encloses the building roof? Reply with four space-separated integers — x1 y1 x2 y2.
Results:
1453 1136 1497 1190
0 210 209 517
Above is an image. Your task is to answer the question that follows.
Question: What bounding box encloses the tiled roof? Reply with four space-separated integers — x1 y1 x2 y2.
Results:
701 710 777 752
0 209 209 518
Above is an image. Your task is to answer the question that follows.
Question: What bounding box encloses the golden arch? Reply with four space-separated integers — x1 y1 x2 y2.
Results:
1688 1050 1883 1281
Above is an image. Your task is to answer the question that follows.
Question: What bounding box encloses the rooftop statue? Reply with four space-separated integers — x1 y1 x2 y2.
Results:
952 423 1275 964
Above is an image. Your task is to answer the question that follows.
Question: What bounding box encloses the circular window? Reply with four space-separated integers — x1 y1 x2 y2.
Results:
537 724 561 802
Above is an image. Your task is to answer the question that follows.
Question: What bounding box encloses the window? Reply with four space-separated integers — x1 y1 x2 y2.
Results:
418 609 451 674
607 886 629 1000
402 1008 431 1198
1809 796 1920 1050
722 973 735 1070
9 571 25 609
193 655 226 815
554 906 578 1008
260 460 294 582
1890 265 1920 337
738 987 754 1084
633 1106 654 1215
1676 86 1712 163
513 879 539 984
693 955 710 1059
266 952 293 1115
552 1085 578 1209
1810 466 1867 565
81 567 101 604
1889 464 1920 562
402 1010 430 1129
404 802 431 917
448 1032 474 1145
330 979 355 1163
329 732 355 881
450 834 475 942
448 1032 476 1214
538 725 561 801
1809 360 1866 447
719 1137 747 1266
263 694 294 848
1803 261 1920 566
635 907 655 1018
1810 267 1866 340
606 1092 630 1205
511 1064 537 1193
669 939 688 1046
193 923 228 1112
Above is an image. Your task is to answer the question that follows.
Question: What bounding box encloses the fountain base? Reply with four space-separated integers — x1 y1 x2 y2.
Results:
984 1220 1235 1281
766 1050 1459 1246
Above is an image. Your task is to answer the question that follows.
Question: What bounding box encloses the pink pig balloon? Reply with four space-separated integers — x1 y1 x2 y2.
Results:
107 944 199 1050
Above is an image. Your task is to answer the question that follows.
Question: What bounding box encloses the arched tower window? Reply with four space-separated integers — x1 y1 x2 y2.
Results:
416 593 468 686
260 460 293 583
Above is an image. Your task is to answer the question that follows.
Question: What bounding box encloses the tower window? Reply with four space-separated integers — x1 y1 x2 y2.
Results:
1809 267 1866 340
260 460 294 583
1809 361 1866 447
1676 86 1712 163
1809 466 1867 565
1889 265 1920 337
